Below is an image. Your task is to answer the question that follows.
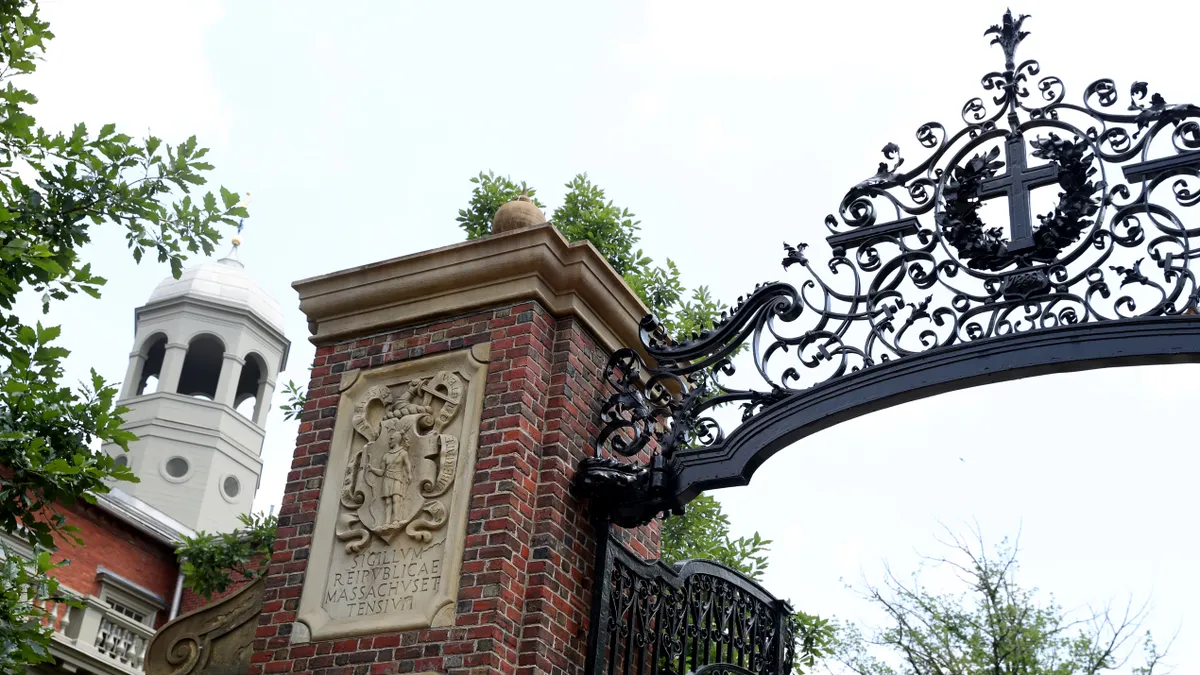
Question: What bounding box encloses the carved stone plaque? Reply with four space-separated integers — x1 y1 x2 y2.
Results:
297 345 490 640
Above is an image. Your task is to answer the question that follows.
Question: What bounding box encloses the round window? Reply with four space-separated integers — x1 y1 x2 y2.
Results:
164 456 190 479
222 475 241 499
113 454 129 468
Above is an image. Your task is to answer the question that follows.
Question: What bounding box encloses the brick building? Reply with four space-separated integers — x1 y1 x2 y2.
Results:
2 244 290 675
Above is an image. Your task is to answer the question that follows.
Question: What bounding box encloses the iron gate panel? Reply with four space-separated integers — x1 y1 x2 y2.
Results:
586 528 794 675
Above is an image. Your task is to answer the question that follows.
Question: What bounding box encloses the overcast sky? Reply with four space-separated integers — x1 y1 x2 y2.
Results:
28 1 1198 670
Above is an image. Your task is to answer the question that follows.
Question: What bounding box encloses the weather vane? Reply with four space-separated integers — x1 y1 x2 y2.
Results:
231 191 252 249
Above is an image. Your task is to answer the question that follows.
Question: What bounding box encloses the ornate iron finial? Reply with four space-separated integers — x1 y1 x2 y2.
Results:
985 9 1030 74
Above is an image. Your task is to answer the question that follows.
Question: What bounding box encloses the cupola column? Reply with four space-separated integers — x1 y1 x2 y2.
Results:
253 378 275 428
158 342 189 393
215 354 245 408
119 350 146 400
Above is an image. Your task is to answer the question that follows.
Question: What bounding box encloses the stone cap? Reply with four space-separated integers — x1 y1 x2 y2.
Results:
293 223 648 354
491 193 546 234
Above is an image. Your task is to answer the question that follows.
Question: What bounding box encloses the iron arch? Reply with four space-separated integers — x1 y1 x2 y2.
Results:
574 10 1200 528
674 315 1200 503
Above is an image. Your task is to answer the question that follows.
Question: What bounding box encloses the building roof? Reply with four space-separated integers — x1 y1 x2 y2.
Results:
146 253 285 332
94 487 196 545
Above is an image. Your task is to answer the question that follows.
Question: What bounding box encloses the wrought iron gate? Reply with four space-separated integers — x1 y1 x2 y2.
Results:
586 528 794 675
578 9 1200 674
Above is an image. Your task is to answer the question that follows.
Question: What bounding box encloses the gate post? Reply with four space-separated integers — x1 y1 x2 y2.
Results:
582 525 614 675
772 599 794 675
251 219 659 675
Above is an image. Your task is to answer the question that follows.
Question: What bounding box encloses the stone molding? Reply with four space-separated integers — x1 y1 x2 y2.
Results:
293 224 647 354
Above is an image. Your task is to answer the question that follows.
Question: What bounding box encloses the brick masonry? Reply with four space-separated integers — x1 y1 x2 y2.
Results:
251 301 658 675
178 563 258 616
48 500 179 629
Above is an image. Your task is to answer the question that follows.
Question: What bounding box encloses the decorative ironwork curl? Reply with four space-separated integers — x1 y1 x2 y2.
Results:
576 10 1200 526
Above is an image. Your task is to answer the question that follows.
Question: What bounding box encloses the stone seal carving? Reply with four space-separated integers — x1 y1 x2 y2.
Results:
335 371 464 552
297 345 489 641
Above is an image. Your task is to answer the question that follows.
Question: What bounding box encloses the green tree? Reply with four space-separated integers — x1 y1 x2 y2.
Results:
0 1 245 666
454 171 722 339
176 512 278 601
0 542 68 671
660 492 772 580
831 528 1171 675
551 173 642 276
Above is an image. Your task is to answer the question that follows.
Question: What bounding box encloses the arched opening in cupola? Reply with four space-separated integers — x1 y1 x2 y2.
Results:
234 352 267 421
177 334 225 400
135 333 168 395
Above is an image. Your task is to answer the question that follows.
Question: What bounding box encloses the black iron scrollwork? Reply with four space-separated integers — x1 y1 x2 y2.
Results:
576 10 1200 526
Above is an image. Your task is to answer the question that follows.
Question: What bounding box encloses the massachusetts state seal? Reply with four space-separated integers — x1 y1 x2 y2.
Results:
335 371 464 553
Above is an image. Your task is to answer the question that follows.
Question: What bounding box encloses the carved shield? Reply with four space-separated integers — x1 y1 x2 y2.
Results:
338 372 465 551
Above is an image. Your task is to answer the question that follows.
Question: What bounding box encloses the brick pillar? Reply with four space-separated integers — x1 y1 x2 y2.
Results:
253 225 659 675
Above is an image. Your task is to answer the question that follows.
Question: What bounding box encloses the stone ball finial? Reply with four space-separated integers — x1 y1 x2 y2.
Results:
491 193 546 234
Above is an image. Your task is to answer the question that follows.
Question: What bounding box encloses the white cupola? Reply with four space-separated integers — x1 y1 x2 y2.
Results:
108 246 290 533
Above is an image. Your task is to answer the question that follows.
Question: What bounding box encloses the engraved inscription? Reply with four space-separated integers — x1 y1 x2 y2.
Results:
323 549 442 618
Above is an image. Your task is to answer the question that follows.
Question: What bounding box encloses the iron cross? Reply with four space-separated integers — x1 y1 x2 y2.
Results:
978 134 1058 252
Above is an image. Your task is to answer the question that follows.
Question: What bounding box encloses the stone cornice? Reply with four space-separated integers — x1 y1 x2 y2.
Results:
293 224 648 353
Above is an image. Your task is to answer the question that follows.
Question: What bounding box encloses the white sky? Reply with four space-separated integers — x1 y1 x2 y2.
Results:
28 1 1198 671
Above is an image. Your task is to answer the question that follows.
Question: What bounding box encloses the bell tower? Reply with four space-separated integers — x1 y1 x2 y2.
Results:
109 243 290 533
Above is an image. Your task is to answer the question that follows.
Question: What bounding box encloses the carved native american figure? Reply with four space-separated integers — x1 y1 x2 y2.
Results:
335 371 463 553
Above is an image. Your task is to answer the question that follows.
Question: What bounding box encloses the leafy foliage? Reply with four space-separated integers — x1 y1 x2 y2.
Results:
551 173 642 276
455 171 729 337
176 512 278 601
832 528 1172 675
0 542 75 671
0 329 136 549
794 610 836 674
659 493 771 580
0 1 244 665
279 379 306 421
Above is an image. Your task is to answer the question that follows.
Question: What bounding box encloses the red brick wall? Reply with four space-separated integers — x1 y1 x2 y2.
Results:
48 500 179 628
252 301 658 675
178 561 260 616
